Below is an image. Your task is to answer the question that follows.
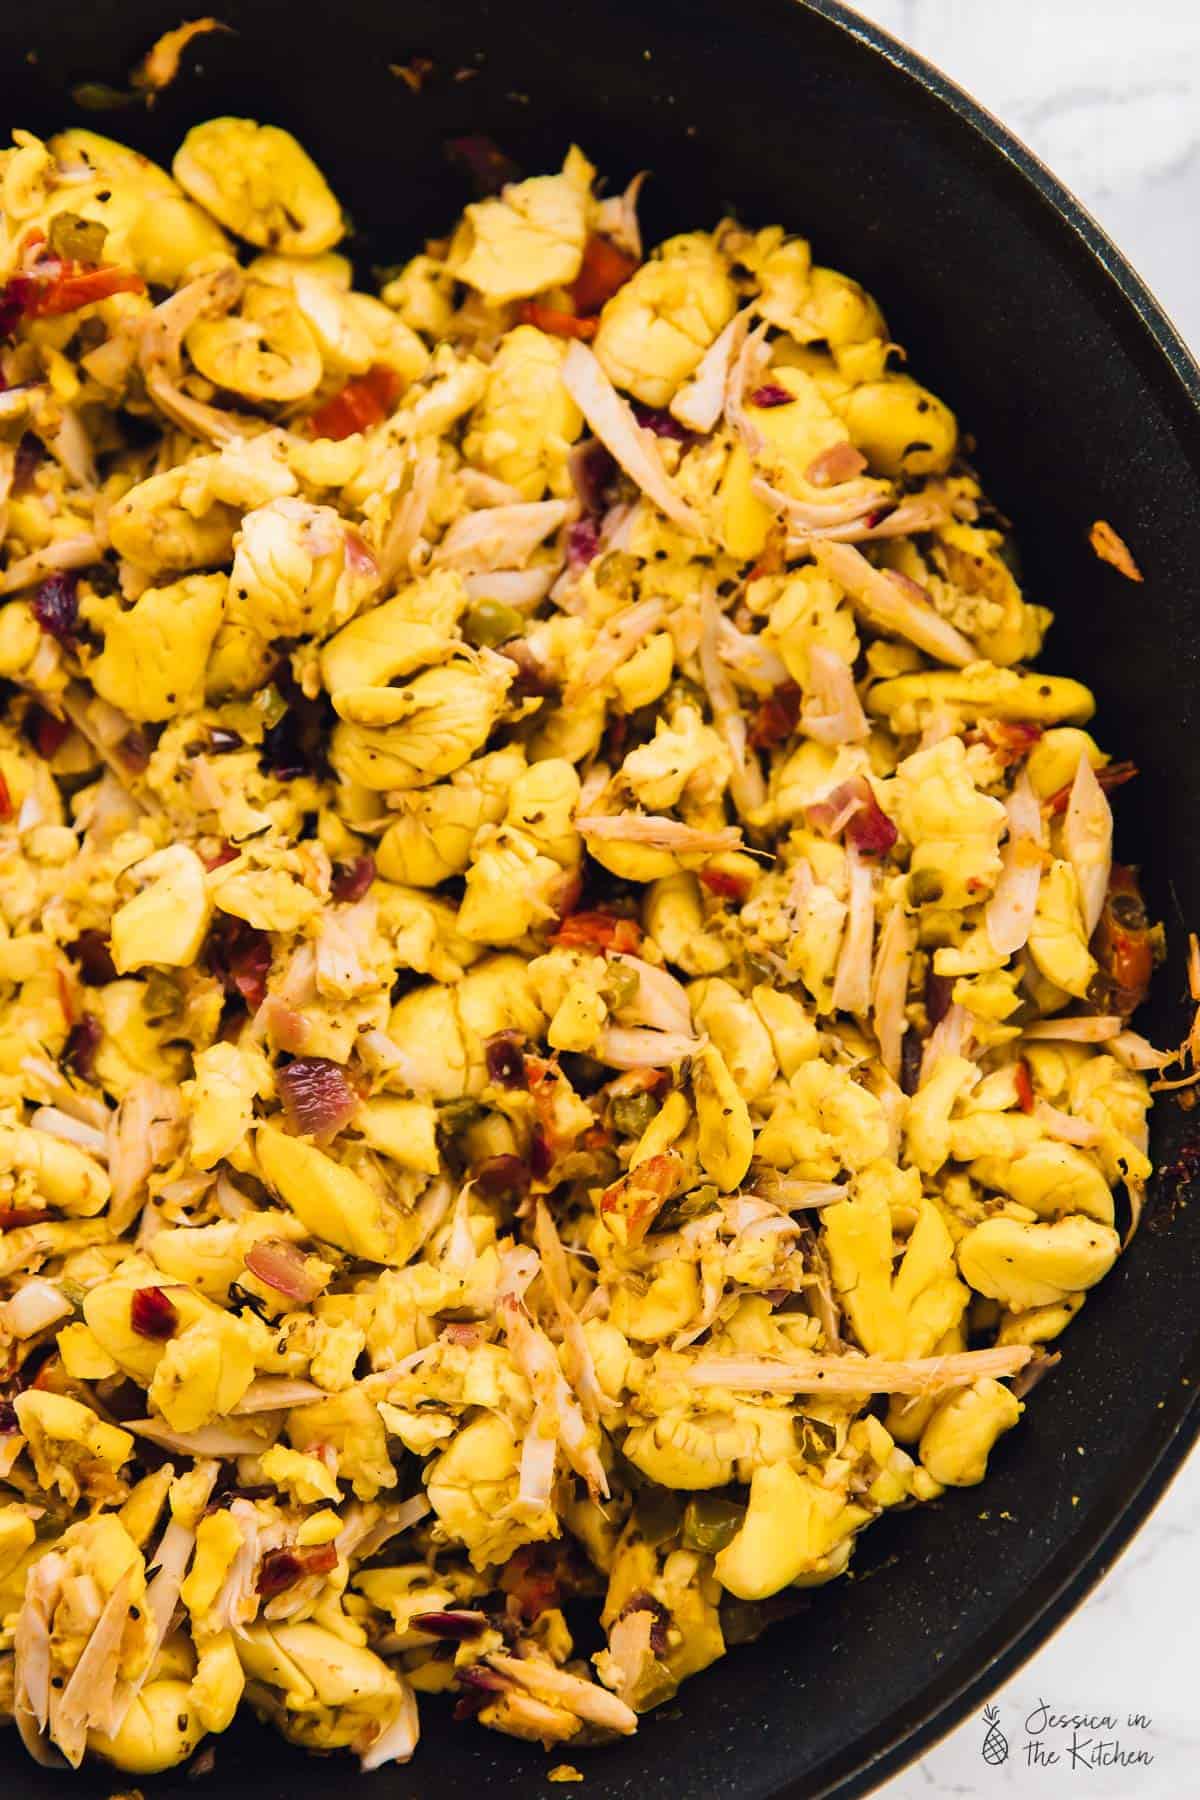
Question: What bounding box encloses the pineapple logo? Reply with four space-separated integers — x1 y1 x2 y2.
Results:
980 1705 1009 1766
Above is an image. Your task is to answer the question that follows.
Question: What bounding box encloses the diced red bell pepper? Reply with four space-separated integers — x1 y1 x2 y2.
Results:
499 1545 564 1623
308 364 404 440
1 261 145 336
551 909 643 954
202 841 239 872
517 301 597 341
700 865 752 901
1091 865 1156 1018
570 233 639 316
26 705 69 761
749 682 803 749
29 264 145 316
1045 759 1138 818
968 718 1044 767
0 1206 50 1230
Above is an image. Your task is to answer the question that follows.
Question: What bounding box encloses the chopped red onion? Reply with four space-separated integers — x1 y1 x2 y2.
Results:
749 682 803 748
749 384 795 408
0 1399 17 1431
845 799 897 855
498 638 554 697
64 1012 101 1080
455 1664 507 1694
119 728 151 772
475 1154 532 1199
343 528 378 578
130 1285 180 1341
805 442 869 486
330 855 375 903
411 1610 489 1641
567 516 600 568
619 1590 672 1654
970 718 1043 764
31 570 79 641
67 928 113 986
529 1125 552 1182
807 777 897 856
0 274 37 339
12 433 43 494
205 915 272 1011
567 439 618 515
262 997 309 1055
925 970 953 1026
485 1031 527 1089
277 1057 358 1142
256 1541 338 1597
245 1237 325 1303
26 705 69 760
632 403 692 441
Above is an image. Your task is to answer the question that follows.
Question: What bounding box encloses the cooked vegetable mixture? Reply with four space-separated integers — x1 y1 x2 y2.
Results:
0 118 1168 1774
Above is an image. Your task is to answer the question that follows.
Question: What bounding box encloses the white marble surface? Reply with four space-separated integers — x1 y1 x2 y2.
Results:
873 1458 1200 1797
849 11 1200 1795
850 0 1200 352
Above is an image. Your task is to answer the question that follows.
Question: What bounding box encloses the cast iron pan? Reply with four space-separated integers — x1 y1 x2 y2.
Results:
1 0 1199 1794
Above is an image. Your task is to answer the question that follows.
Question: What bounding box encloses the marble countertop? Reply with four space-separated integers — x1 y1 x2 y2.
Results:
851 0 1200 352
848 3 1200 1795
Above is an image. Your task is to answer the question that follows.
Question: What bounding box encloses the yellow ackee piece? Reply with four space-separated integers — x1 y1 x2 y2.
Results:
448 150 592 304
593 232 735 406
715 1463 871 1600
692 1042 754 1191
919 1378 1022 1486
823 1179 968 1359
14 1389 132 1501
182 1511 245 1617
257 1124 412 1264
297 1509 343 1546
110 845 213 972
90 1681 204 1774
174 117 343 254
90 573 226 721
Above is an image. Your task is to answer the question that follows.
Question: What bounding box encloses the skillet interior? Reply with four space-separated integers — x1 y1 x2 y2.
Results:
0 0 1199 1793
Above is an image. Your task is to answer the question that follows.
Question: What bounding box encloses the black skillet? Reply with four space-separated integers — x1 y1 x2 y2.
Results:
1 0 1198 1794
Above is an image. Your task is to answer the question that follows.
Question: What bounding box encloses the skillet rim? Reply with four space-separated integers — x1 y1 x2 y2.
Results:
775 3 1200 1795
